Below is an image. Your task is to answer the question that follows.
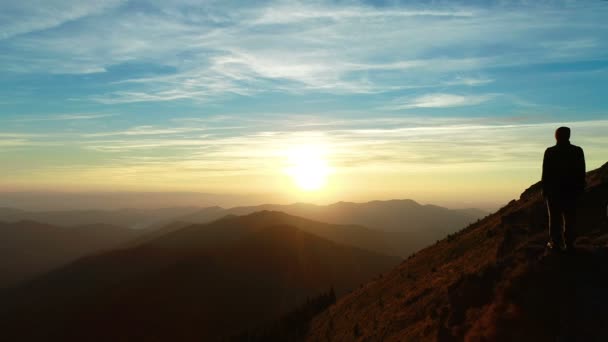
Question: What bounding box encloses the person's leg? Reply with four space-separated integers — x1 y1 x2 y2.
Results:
546 198 564 248
563 197 577 249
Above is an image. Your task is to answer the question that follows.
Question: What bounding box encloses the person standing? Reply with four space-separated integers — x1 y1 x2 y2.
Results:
542 126 586 252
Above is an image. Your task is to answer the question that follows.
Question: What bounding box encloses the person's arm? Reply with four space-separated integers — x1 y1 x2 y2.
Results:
578 147 586 192
542 148 549 197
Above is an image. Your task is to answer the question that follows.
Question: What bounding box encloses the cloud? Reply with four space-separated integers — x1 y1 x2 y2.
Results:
0 133 62 147
13 113 116 122
83 125 210 137
0 139 32 147
387 93 495 109
0 1 124 40
3 112 607 203
30 115 606 172
0 133 43 138
2 1 606 101
442 77 494 86
251 6 475 25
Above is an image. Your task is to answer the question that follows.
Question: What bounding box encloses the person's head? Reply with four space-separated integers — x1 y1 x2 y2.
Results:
555 126 571 143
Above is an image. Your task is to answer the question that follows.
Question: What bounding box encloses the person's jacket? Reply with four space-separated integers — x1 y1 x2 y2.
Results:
542 141 586 198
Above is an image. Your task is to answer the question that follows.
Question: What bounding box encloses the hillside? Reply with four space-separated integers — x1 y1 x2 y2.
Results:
0 212 399 341
0 220 143 289
307 162 608 341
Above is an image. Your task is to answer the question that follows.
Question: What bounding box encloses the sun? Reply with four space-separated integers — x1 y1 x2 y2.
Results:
285 145 331 191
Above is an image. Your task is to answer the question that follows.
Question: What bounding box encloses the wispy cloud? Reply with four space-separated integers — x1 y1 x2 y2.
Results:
386 93 496 109
23 117 601 195
0 139 32 147
2 1 606 101
251 6 475 25
13 113 116 122
0 0 124 40
27 115 605 171
3 112 607 203
83 125 210 137
442 77 494 86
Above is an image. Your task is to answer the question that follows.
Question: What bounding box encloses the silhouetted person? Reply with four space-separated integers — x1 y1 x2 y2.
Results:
542 127 586 252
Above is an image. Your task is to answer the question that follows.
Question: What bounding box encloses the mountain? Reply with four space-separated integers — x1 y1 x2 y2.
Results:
0 220 143 289
0 206 200 229
148 210 421 258
306 162 608 341
0 191 284 211
0 212 400 341
177 200 486 257
181 200 486 234
0 200 485 259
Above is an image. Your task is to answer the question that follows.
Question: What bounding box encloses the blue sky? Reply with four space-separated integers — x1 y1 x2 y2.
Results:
1 0 607 208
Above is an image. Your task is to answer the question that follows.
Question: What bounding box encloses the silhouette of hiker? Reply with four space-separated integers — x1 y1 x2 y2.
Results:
542 127 586 252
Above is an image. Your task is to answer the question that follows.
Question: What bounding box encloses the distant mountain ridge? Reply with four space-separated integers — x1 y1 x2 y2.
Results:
0 211 400 341
0 200 485 259
0 198 484 296
0 200 486 235
0 220 144 289
174 200 487 259
148 210 416 257
179 199 487 234
306 161 608 341
0 207 200 229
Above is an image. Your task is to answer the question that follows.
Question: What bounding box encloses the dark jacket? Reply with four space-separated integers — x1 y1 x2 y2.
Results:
542 141 586 198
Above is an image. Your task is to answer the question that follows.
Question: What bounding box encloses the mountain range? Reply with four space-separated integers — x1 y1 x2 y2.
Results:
0 212 400 341
174 200 486 257
0 200 486 261
178 200 486 233
0 220 143 289
0 206 200 229
0 200 485 234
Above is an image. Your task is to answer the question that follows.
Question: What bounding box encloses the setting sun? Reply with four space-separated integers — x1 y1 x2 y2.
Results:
285 146 332 191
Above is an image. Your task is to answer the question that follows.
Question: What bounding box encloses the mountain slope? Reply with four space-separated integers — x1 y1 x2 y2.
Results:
0 220 143 289
0 212 400 341
307 162 608 341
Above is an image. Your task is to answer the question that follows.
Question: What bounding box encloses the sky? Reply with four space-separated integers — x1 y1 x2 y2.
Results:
1 0 607 210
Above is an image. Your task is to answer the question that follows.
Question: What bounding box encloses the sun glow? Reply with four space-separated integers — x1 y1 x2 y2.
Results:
285 145 332 191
